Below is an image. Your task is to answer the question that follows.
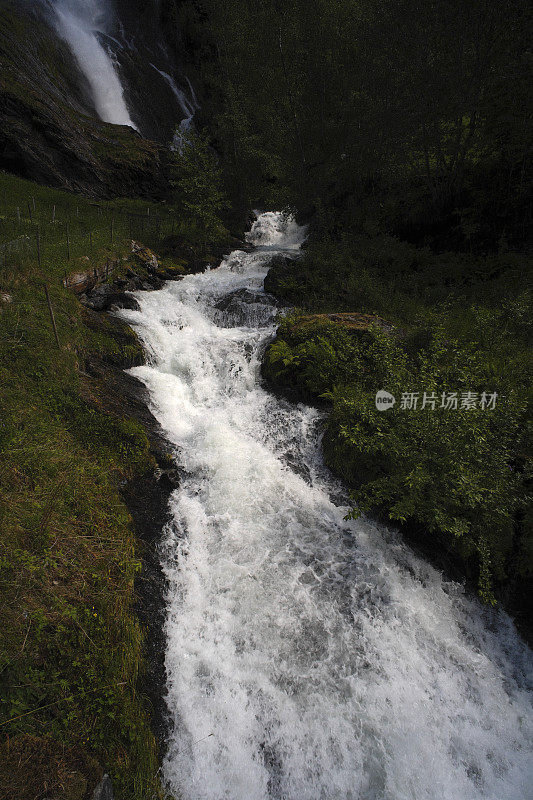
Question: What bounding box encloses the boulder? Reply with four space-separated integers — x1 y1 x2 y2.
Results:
131 241 159 272
83 286 140 312
92 774 113 800
213 288 279 327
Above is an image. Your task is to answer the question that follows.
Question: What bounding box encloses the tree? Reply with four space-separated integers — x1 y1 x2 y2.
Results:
170 130 227 250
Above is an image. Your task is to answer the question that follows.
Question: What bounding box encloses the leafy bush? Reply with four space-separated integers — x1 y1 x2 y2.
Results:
263 314 364 396
169 130 228 248
264 312 531 604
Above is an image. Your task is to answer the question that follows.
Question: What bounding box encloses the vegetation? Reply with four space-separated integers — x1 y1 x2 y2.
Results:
0 170 228 799
264 240 532 620
0 0 531 791
163 0 532 621
169 130 228 251
170 0 531 251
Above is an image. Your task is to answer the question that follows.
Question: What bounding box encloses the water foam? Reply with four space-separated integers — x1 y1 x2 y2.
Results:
118 212 533 800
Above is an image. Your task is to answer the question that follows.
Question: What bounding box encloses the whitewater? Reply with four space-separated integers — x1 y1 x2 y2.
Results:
52 0 137 128
118 212 533 800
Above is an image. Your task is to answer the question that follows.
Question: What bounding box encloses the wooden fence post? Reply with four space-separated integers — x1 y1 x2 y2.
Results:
36 228 41 269
43 284 60 349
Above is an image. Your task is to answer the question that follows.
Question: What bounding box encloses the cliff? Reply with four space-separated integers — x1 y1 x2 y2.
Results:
0 0 188 197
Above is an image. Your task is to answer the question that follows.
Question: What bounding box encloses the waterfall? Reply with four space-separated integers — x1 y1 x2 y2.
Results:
51 0 137 129
118 212 533 800
150 64 196 120
149 63 197 149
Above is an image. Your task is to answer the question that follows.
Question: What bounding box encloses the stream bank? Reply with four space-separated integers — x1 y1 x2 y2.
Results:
118 211 533 800
0 201 203 799
261 247 532 642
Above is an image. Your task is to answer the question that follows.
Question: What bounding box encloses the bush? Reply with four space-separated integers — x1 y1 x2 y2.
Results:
264 312 531 603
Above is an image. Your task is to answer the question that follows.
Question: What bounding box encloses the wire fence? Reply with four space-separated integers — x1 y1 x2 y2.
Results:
0 193 184 352
0 194 180 276
0 235 32 259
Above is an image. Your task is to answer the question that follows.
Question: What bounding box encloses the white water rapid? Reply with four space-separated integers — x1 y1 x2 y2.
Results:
52 0 137 128
118 213 533 800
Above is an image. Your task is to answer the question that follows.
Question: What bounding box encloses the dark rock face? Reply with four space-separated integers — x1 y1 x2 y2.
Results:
0 2 170 197
111 0 194 143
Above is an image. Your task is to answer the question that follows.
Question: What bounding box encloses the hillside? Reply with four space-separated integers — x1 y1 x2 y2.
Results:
0 1 532 799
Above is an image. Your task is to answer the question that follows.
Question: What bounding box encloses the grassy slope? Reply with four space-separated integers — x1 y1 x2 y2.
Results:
263 234 532 630
0 173 192 799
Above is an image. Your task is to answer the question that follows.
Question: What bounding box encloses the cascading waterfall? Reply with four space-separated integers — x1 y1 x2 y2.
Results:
118 212 533 800
51 0 137 128
150 64 196 122
149 63 197 149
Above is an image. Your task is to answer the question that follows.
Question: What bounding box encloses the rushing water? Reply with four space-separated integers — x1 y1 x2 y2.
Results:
149 63 197 151
51 0 137 128
119 213 533 800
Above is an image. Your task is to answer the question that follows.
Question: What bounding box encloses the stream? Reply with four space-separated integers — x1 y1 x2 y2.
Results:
119 212 533 800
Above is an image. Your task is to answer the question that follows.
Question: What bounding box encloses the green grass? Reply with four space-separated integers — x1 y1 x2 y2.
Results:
0 173 183 799
0 171 177 269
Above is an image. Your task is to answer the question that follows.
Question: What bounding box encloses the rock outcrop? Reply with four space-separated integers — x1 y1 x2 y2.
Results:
0 1 170 197
66 240 186 311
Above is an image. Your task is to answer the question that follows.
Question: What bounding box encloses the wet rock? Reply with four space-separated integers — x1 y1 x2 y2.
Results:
109 293 141 311
83 285 141 312
159 263 185 279
215 288 277 310
213 288 279 327
156 467 180 491
92 774 113 800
